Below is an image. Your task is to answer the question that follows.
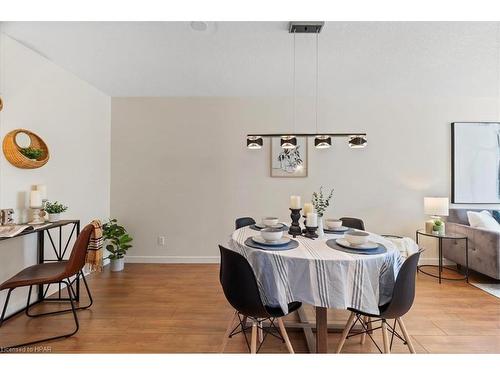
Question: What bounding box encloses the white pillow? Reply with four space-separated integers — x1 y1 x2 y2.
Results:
467 210 500 232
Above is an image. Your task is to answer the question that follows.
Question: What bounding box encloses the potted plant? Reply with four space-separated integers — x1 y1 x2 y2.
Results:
44 201 68 222
433 218 445 236
312 186 334 237
103 219 133 272
20 147 43 160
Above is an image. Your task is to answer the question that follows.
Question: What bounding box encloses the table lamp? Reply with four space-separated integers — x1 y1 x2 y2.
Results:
424 197 449 234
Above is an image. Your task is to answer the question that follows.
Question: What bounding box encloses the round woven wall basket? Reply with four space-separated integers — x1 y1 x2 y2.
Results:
2 129 50 169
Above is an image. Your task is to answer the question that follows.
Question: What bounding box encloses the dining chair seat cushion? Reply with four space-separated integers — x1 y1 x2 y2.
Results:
347 302 390 319
265 301 302 317
0 261 68 291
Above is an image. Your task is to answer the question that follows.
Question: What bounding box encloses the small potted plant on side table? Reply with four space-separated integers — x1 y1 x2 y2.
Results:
432 218 445 236
44 201 68 222
103 219 133 272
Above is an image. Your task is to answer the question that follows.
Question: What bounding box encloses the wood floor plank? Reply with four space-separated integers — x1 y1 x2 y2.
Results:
0 264 498 353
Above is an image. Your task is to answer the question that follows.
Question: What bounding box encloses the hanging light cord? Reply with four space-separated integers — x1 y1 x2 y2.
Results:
315 30 319 134
293 31 296 135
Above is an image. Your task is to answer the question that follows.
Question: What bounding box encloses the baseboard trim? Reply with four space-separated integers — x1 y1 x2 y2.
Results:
125 255 220 264
125 255 452 265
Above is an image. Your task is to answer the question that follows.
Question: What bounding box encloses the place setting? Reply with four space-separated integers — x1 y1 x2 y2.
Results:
323 218 350 234
250 216 288 231
326 230 387 255
245 226 299 251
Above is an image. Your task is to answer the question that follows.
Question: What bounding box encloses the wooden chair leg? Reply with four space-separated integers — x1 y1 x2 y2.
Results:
250 320 258 354
381 320 390 354
277 317 295 354
360 316 369 345
336 311 356 353
397 317 416 353
258 321 264 343
220 310 238 353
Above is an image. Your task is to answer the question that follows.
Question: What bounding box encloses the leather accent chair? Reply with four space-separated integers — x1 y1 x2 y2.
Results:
0 224 94 350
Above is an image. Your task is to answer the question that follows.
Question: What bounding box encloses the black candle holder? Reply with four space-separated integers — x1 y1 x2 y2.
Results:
304 226 318 239
288 208 302 238
302 215 307 234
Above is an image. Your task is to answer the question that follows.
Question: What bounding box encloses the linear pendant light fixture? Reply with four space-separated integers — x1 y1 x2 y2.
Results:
246 22 367 150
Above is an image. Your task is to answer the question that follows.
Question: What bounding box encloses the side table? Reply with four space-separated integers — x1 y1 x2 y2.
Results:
416 230 469 284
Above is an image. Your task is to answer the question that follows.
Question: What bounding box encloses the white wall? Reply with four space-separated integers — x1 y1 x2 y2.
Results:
110 23 500 265
0 34 111 316
111 94 500 264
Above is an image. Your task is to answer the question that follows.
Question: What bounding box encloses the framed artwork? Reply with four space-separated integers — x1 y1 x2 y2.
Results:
270 137 308 177
452 122 500 204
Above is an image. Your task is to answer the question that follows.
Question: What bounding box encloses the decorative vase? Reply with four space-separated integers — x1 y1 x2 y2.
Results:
110 258 125 272
48 213 61 222
318 215 325 238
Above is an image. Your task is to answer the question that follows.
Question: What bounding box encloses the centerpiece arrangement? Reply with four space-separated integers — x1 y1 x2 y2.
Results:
287 187 334 239
311 186 334 237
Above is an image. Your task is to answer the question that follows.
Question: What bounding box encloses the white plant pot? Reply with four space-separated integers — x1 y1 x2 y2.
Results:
110 258 125 272
48 213 61 222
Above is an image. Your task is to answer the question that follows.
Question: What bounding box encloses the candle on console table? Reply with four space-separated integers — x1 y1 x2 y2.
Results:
36 184 47 200
30 190 42 208
306 212 318 227
303 203 313 216
290 195 301 209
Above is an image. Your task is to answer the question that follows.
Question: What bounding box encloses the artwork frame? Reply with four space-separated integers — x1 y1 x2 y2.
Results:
270 137 308 178
451 122 500 204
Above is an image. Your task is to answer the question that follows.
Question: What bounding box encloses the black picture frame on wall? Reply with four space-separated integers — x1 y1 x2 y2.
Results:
451 122 500 204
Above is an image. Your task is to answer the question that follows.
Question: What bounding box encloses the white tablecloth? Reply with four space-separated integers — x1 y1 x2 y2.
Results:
228 226 404 316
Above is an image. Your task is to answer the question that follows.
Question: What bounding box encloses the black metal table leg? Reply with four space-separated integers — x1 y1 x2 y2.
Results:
37 231 45 301
438 237 442 284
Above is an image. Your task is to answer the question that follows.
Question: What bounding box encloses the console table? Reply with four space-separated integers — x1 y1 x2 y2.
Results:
0 220 80 320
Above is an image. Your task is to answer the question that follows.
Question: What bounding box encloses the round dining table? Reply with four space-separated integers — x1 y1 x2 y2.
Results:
228 225 404 353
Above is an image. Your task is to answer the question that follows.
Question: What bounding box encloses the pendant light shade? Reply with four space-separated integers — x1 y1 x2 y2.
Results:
314 135 331 149
281 136 297 149
246 136 263 149
348 135 367 149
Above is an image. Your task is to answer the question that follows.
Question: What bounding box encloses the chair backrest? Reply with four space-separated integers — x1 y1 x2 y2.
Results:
235 217 256 230
64 224 94 277
219 245 269 318
380 251 421 319
340 217 365 230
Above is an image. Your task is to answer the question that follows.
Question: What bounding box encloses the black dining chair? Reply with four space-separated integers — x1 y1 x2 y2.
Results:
340 217 365 231
336 251 422 354
235 217 256 230
219 245 301 354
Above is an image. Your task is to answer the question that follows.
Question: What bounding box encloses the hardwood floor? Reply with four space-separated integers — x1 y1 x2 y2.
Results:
0 264 499 353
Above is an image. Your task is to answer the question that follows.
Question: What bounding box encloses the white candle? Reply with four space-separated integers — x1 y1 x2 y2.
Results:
30 190 42 208
290 195 301 209
306 212 318 227
303 203 313 216
36 184 47 200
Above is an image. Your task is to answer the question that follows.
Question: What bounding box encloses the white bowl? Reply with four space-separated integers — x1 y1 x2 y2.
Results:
345 230 370 245
262 217 279 227
325 219 343 229
261 227 284 242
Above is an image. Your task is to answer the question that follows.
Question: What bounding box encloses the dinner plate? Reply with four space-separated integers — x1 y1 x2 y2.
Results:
335 238 380 250
255 222 287 230
324 226 350 233
252 235 292 246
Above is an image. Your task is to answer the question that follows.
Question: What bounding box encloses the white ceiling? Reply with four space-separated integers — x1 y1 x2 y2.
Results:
1 21 499 97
